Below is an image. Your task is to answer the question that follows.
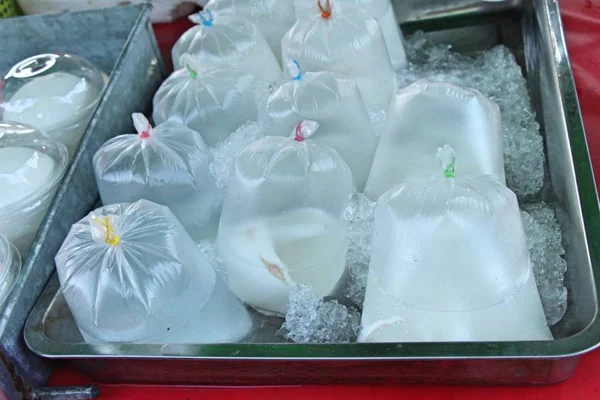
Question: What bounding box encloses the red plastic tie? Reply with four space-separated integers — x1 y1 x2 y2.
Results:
317 0 332 19
294 123 305 142
139 124 151 139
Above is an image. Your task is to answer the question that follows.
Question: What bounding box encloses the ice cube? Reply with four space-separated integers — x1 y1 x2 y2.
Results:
197 240 226 280
343 193 376 307
209 121 263 189
521 203 568 326
280 285 361 343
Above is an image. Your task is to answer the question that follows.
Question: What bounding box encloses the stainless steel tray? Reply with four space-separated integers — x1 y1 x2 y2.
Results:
0 4 166 397
24 0 600 386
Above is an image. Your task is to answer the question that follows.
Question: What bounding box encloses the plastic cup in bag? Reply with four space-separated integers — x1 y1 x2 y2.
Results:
205 0 295 64
266 61 377 191
93 114 222 241
294 0 407 70
172 9 282 81
0 233 21 308
282 0 396 109
364 80 505 201
0 122 69 255
55 200 252 344
0 53 108 156
217 121 353 316
153 56 259 147
359 145 552 342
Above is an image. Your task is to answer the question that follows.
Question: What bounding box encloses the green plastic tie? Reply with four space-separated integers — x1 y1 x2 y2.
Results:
186 63 198 80
443 157 456 178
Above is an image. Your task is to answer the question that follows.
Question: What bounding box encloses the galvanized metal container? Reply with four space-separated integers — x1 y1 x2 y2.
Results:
24 0 600 386
0 4 166 397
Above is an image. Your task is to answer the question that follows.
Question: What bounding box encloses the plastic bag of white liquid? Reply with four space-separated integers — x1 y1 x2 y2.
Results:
93 114 221 241
359 146 552 343
55 200 252 344
294 0 407 69
266 61 377 191
172 9 282 81
153 56 259 147
205 0 295 64
282 0 396 109
364 80 505 201
217 121 353 316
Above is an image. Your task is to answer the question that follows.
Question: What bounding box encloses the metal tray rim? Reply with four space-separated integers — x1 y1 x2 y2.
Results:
23 0 600 362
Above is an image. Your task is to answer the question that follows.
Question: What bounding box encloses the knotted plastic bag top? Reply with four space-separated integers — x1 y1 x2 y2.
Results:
172 9 282 82
55 200 217 343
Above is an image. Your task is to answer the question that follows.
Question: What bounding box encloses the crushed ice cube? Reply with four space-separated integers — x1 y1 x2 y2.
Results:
521 203 568 326
280 285 361 343
343 193 376 307
399 32 545 198
209 121 263 189
197 240 227 280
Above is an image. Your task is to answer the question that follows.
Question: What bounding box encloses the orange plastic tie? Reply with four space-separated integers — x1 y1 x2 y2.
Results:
317 0 332 19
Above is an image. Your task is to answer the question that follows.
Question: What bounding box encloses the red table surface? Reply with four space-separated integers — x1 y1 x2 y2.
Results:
48 0 600 398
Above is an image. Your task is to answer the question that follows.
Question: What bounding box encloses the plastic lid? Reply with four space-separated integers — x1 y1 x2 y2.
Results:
0 53 107 133
0 121 68 216
0 234 21 307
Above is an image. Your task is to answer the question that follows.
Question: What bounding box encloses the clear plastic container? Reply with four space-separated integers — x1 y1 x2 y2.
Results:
205 0 296 63
0 121 69 255
0 233 21 308
93 114 221 241
153 56 260 147
266 62 377 191
294 0 407 69
282 0 396 109
359 146 552 342
0 53 108 155
365 80 505 201
172 9 282 81
217 121 353 316
55 200 252 344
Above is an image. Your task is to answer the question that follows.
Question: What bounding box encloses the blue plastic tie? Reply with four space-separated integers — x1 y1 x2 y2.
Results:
291 59 302 81
199 9 214 27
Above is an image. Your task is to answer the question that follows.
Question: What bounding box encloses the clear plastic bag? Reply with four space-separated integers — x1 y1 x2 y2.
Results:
0 121 69 255
55 200 252 344
217 121 353 316
172 9 282 81
266 61 377 191
153 56 259 147
93 114 221 241
365 80 505 201
0 53 108 155
359 146 552 343
205 0 295 63
282 0 396 109
294 0 407 69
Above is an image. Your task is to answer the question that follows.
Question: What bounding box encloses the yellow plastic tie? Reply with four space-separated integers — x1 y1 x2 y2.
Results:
92 216 120 246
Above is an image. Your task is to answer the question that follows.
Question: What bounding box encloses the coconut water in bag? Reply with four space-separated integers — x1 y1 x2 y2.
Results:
365 80 505 201
153 56 259 147
205 0 295 64
217 121 353 316
294 0 407 69
360 146 552 342
172 9 281 81
266 61 377 191
55 200 252 344
282 0 396 109
94 114 221 241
